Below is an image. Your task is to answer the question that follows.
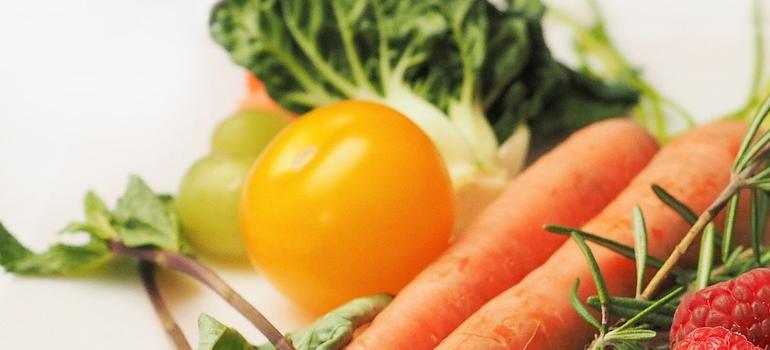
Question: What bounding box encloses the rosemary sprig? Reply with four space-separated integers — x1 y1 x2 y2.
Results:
641 94 770 299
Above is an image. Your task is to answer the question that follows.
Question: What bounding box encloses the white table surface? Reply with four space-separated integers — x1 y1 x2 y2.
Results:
0 0 767 348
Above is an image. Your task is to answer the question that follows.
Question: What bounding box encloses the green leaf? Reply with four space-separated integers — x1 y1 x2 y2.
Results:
695 223 716 290
113 176 182 251
722 195 740 263
0 222 111 275
258 294 393 350
570 279 602 331
614 286 684 333
651 184 697 225
631 206 647 297
62 191 118 240
570 231 609 332
198 314 254 350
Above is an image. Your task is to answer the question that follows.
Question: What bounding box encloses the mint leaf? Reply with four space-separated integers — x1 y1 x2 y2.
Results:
199 314 255 350
62 191 118 240
288 294 392 350
0 222 110 275
113 176 181 251
202 294 394 350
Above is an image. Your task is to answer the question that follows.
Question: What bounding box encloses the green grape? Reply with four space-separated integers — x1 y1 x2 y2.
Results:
177 155 253 260
212 109 292 157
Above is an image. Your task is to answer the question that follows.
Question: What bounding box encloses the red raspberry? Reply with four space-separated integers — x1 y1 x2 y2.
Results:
673 327 762 350
671 268 770 348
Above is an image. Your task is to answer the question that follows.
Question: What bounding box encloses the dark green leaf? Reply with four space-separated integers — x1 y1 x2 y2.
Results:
570 231 609 332
570 279 601 331
198 314 255 350
0 222 111 275
631 206 647 297
210 0 638 144
113 176 182 251
651 184 697 225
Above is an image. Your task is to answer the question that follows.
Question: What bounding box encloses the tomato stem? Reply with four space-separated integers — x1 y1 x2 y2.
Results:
139 261 192 350
110 241 295 350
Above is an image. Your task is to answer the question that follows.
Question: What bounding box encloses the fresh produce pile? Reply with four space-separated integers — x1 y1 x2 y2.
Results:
3 0 770 350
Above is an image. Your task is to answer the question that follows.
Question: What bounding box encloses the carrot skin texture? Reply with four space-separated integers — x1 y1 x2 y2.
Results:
437 120 748 350
347 118 658 350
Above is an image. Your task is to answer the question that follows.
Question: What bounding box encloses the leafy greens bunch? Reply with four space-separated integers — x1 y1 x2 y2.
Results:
209 0 638 190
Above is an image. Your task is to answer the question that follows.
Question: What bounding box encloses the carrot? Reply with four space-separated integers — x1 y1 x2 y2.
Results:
346 118 658 350
436 120 748 350
240 72 291 115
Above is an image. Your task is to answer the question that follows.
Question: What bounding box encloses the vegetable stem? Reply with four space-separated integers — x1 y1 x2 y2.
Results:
110 241 295 350
139 262 191 350
331 0 376 93
641 160 762 299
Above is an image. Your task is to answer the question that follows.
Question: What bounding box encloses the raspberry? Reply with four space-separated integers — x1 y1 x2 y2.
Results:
671 268 770 348
673 327 762 350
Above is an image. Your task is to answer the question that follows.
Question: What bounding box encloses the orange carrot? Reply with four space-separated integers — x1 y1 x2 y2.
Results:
347 118 658 350
436 120 747 350
240 72 291 115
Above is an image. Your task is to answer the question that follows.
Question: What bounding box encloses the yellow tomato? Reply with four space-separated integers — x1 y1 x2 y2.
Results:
240 100 454 312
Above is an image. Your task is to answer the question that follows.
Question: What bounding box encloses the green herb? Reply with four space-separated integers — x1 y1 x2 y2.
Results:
545 224 689 281
722 195 740 262
209 0 638 189
650 184 697 225
694 223 715 290
199 294 393 350
0 176 293 350
0 223 110 275
631 206 647 297
199 314 254 350
586 295 675 328
570 231 610 332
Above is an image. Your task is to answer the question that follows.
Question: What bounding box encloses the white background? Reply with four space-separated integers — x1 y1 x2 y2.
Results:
0 0 767 348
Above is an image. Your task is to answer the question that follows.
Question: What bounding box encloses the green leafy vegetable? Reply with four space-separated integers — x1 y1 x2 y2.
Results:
209 0 638 188
199 294 393 350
